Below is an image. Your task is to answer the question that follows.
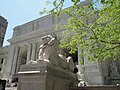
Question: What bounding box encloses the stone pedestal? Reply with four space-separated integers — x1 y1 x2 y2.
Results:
84 64 103 85
110 74 120 85
109 61 120 85
17 61 78 90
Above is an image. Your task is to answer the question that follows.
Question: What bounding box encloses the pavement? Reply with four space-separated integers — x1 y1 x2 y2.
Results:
5 87 17 90
5 82 17 90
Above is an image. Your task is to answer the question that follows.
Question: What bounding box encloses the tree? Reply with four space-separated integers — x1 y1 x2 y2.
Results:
42 0 120 62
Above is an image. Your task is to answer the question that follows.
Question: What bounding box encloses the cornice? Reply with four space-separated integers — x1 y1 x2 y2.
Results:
8 26 60 44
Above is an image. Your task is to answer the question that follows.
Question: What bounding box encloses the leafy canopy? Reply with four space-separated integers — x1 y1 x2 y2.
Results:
42 0 120 62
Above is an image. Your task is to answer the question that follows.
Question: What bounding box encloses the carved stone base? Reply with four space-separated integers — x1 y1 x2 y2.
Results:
17 61 78 90
110 76 120 85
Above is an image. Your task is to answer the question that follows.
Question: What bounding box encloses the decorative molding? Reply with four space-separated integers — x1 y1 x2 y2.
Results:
8 26 55 44
8 26 64 45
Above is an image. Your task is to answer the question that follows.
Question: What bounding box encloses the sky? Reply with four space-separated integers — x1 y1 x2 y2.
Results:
0 0 75 46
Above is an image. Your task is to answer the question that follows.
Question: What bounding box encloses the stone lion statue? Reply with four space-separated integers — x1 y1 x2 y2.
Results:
29 33 74 72
37 33 59 61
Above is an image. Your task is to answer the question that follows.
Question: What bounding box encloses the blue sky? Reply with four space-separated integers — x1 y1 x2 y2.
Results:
0 0 49 46
0 0 75 46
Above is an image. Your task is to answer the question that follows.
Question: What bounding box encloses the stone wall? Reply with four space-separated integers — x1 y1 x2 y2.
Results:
0 15 8 47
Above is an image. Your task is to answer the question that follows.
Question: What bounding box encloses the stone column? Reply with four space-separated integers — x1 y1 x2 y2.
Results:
1 57 6 72
16 57 22 73
11 47 19 75
77 46 86 84
26 43 32 63
78 46 81 65
31 43 37 60
78 46 82 79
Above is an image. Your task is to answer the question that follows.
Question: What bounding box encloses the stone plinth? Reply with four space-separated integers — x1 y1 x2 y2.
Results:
84 65 103 85
17 61 78 90
110 76 120 85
